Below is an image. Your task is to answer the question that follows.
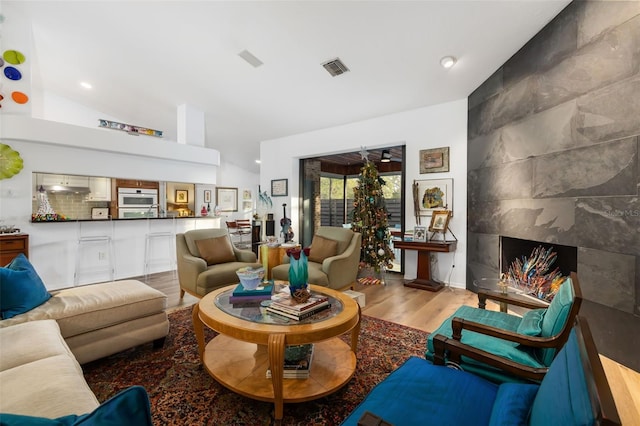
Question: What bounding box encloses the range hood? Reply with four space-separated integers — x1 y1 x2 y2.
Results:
39 184 91 194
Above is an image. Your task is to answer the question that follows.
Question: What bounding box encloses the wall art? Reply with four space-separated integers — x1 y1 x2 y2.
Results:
419 147 449 173
413 178 453 218
216 187 238 212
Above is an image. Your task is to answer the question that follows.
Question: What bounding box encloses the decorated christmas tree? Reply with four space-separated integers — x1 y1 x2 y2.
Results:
350 155 394 282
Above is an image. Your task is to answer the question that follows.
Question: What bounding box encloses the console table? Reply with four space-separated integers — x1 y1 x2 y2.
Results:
393 240 457 292
0 233 29 265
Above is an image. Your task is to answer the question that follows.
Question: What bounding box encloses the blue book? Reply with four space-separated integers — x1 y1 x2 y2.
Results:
232 280 274 297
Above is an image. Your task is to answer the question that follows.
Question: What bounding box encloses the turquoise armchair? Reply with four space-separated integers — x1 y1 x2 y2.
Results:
341 317 620 426
426 272 582 383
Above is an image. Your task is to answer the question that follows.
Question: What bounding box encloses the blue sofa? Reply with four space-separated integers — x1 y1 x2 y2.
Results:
341 317 620 426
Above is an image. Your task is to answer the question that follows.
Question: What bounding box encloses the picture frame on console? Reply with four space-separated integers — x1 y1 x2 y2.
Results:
428 210 451 233
216 187 238 212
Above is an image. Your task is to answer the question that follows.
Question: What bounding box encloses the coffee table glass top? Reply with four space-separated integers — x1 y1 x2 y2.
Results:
214 284 344 325
473 277 524 295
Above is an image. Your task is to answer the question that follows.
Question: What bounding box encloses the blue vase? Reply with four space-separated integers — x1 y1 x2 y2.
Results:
288 251 309 295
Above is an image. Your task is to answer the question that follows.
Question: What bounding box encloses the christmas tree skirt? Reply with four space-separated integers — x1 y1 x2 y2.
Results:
357 266 386 285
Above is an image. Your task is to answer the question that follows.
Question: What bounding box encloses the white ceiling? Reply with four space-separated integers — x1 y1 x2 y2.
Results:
3 1 570 174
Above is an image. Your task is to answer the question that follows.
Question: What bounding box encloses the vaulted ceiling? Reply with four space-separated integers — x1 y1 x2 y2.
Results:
3 1 570 174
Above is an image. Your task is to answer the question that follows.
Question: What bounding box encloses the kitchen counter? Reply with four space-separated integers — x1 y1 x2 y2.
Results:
31 216 222 223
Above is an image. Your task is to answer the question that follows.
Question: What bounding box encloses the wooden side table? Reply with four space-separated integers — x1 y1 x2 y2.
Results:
0 233 29 265
392 240 457 291
260 245 289 279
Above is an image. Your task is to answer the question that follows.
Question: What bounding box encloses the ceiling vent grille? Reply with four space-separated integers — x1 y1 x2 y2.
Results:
322 58 349 77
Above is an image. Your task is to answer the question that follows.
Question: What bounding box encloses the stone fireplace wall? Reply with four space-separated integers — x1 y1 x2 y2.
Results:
466 1 639 370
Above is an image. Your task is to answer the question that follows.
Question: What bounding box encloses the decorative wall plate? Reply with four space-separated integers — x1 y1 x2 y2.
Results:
0 143 24 180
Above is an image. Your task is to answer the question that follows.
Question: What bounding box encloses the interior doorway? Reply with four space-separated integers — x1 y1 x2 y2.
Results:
299 146 405 273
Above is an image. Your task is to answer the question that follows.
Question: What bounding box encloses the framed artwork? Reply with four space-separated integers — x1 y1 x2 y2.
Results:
243 189 252 200
271 179 288 197
428 210 452 233
413 226 427 242
413 178 453 217
420 147 449 173
204 190 212 203
216 187 238 212
242 200 253 212
175 190 188 204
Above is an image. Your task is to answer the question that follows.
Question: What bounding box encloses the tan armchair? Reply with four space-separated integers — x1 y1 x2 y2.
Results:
176 228 262 298
271 226 362 291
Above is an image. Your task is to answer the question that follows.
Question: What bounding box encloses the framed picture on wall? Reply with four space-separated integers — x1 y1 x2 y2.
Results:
204 190 212 203
420 147 449 173
176 190 188 204
216 187 238 212
271 179 288 197
413 178 453 217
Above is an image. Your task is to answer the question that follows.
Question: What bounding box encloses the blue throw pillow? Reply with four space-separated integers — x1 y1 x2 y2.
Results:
516 309 546 336
0 254 51 319
488 382 539 425
0 386 152 425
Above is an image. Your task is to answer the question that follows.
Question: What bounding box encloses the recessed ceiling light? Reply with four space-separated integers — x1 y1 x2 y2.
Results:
440 56 457 69
80 81 92 89
255 159 261 164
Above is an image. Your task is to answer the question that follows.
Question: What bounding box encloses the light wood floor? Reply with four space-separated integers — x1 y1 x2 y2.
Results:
140 271 640 425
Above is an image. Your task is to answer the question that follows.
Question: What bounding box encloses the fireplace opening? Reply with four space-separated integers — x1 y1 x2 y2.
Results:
500 236 577 300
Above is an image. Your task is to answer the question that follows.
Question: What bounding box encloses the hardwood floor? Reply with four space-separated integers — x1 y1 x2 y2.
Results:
138 271 640 425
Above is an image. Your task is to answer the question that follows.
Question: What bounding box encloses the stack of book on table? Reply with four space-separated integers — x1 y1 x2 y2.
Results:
266 290 330 320
229 281 274 306
266 344 314 379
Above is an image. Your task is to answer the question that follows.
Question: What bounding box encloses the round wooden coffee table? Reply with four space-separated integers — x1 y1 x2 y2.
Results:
193 284 361 421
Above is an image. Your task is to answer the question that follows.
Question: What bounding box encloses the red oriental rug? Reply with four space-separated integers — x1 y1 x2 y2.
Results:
83 306 427 425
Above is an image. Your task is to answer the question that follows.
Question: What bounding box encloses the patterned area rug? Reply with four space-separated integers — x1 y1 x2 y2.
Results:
83 306 428 425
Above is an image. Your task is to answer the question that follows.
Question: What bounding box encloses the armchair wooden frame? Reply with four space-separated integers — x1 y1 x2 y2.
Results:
433 272 582 382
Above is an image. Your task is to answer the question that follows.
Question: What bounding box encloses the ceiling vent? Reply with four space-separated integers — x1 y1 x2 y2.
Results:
322 58 349 77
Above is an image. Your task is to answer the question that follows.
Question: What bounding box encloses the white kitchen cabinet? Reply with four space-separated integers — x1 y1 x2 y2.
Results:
88 177 112 201
38 173 89 187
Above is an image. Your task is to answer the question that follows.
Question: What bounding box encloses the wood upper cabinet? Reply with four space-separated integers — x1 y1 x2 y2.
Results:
115 179 159 190
0 234 29 265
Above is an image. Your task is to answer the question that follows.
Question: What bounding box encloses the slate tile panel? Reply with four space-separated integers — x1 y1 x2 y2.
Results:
535 16 640 115
578 247 636 313
578 1 640 48
575 196 640 256
468 198 576 246
576 74 640 143
468 160 533 202
533 137 638 198
503 1 578 89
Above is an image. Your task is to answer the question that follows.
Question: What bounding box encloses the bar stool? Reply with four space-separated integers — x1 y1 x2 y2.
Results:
74 218 115 285
144 216 176 279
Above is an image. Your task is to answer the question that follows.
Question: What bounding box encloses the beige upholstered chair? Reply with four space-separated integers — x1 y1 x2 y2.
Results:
176 228 261 298
271 226 362 291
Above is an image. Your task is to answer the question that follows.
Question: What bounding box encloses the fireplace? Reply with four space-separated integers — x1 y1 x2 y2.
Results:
500 236 577 299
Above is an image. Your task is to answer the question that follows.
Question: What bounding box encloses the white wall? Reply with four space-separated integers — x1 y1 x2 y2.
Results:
216 161 260 222
0 116 222 289
260 99 468 288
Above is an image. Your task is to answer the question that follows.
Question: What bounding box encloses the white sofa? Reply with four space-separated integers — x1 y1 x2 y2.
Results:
0 279 168 419
0 279 169 364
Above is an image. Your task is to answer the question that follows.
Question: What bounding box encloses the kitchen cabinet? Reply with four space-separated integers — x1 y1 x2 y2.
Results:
88 177 111 201
0 234 29 265
37 174 89 188
115 179 159 190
